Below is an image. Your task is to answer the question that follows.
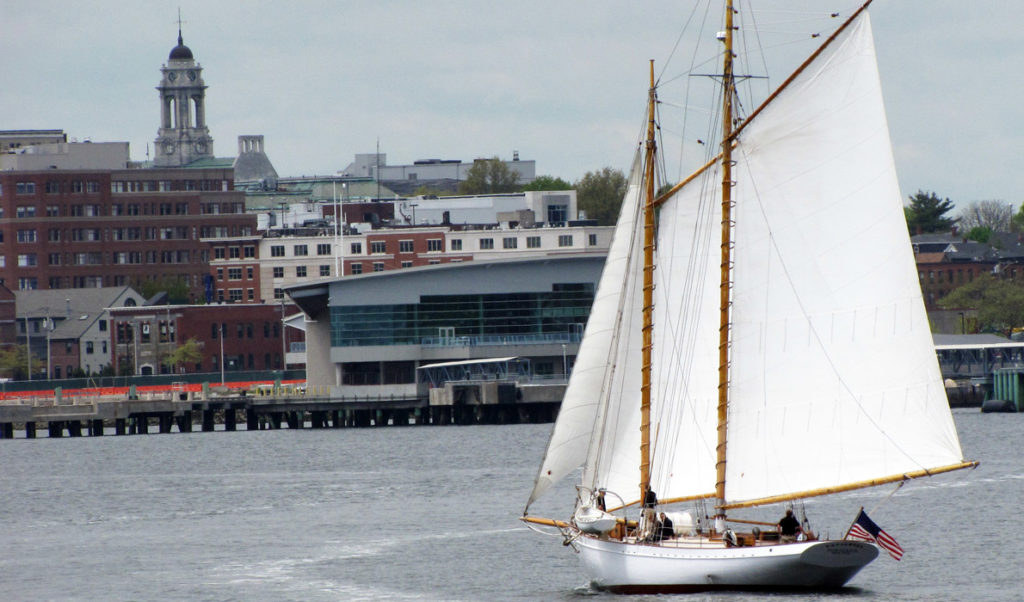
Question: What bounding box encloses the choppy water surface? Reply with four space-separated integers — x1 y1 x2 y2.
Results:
0 410 1017 601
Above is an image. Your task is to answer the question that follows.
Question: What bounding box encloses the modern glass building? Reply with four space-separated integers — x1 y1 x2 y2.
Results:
287 254 605 400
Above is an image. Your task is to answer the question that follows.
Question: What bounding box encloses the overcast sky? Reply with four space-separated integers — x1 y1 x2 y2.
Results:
3 1 1021 208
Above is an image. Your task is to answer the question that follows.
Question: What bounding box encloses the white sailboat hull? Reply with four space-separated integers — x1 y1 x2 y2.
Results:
577 535 878 593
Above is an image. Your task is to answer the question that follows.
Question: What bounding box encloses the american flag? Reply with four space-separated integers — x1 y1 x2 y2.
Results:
846 509 904 561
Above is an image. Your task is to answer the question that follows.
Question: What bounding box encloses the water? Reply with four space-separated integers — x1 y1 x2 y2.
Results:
0 409 1018 601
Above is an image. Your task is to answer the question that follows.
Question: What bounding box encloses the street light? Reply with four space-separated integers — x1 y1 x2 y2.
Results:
219 322 226 385
24 314 31 381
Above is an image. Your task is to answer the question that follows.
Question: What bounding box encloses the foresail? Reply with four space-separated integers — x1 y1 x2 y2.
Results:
525 149 645 509
723 12 967 505
648 164 723 502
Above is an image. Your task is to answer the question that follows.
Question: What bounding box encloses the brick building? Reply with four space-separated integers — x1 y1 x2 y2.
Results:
0 167 255 299
108 303 298 376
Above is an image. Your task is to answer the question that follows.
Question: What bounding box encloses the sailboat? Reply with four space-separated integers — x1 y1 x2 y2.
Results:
522 0 977 593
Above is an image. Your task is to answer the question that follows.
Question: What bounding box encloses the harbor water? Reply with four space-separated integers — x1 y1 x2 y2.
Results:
0 409 1018 601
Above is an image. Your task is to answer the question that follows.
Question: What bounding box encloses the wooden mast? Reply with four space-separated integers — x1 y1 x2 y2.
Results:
639 60 657 501
714 1 736 516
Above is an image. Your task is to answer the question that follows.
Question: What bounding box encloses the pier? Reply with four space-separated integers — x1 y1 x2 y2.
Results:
0 382 564 439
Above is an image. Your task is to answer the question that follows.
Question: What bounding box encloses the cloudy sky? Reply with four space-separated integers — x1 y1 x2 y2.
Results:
3 1 1021 208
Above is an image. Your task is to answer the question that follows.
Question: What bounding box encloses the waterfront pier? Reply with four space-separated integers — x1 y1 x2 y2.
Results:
0 381 564 439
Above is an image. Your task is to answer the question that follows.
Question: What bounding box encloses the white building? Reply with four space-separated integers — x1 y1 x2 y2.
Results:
340 152 535 186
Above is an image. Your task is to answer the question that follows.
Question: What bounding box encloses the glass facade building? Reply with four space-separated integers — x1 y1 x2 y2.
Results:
330 283 594 347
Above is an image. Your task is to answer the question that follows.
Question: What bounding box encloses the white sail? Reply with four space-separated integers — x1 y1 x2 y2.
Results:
720 14 965 504
526 149 645 508
648 165 722 501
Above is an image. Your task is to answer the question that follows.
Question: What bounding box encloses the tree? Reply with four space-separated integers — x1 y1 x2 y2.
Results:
520 175 572 191
939 274 1024 336
905 190 956 235
957 200 1013 232
134 275 191 304
0 345 42 381
575 167 628 226
161 338 204 374
965 226 992 244
457 157 520 194
1010 203 1024 233
412 185 452 197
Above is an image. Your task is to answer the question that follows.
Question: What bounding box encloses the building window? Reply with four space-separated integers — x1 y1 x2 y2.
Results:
229 246 241 259
296 266 307 277
401 261 413 268
317 243 331 255
273 266 284 278
45 181 61 194
271 245 285 257
351 263 363 275
17 229 37 243
558 234 573 247
350 242 363 254
450 239 462 251
229 289 243 302
16 182 36 195
46 205 60 217
18 254 37 267
246 266 254 279
273 288 284 300
399 240 414 253
370 241 386 254
244 246 256 258
547 204 568 224
428 239 443 252
293 244 308 256
216 268 224 281
588 234 598 246
373 262 385 272
320 265 331 276
16 206 36 218
503 237 517 249
527 236 541 248
228 268 243 281
479 238 494 250
86 341 94 354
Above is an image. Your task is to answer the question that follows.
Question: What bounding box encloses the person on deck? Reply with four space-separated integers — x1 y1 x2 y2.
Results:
654 512 674 542
778 508 802 543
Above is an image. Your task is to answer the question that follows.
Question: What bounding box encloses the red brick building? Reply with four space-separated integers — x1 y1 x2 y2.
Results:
0 166 255 300
108 303 299 376
0 283 15 346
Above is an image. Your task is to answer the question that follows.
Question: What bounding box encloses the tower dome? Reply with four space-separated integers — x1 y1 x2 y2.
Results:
169 32 193 60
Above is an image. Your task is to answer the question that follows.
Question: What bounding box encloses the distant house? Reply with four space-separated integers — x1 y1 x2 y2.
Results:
15 286 146 379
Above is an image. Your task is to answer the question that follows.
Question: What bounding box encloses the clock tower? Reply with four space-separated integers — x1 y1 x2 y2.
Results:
154 27 214 166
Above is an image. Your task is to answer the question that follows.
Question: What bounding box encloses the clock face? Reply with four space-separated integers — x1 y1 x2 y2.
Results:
195 141 206 153
188 70 197 81
168 72 177 82
164 142 175 154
